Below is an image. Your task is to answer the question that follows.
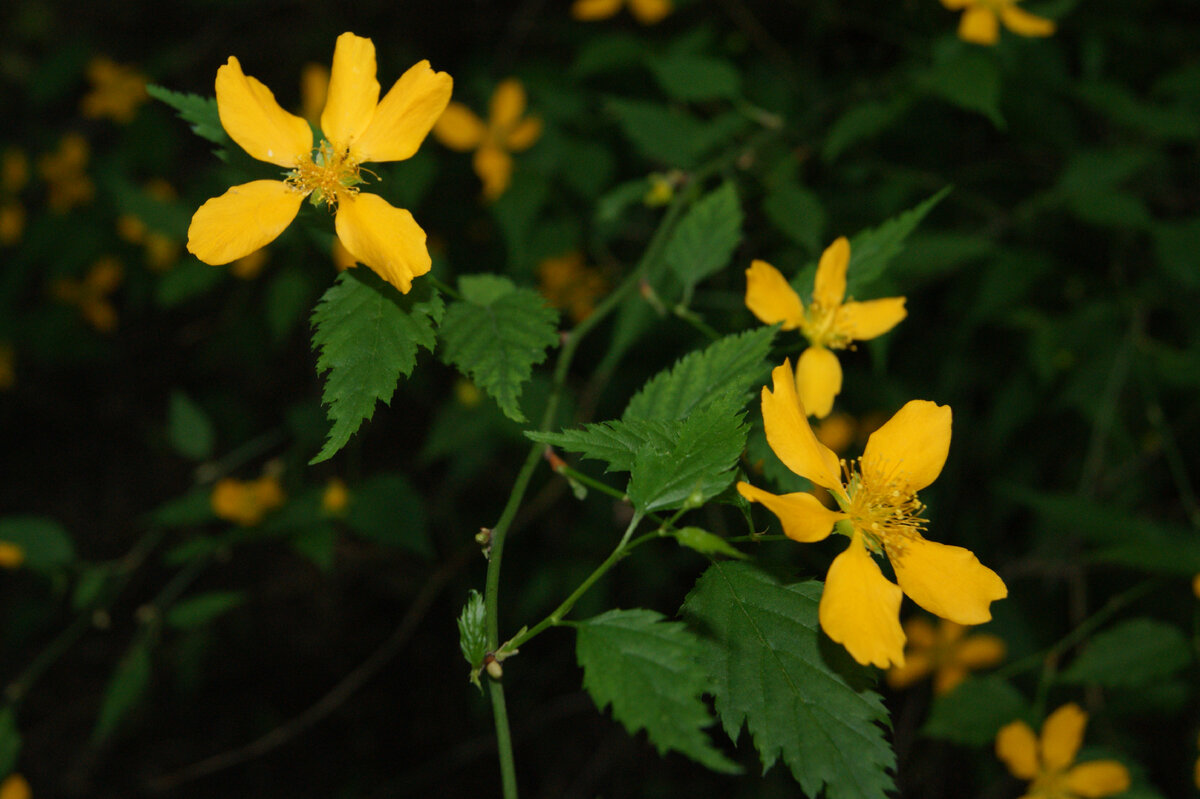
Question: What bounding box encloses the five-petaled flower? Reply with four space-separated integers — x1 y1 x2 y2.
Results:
886 616 1006 694
187 32 452 294
745 237 907 419
433 78 542 202
939 0 1055 46
736 359 1006 668
996 703 1131 799
211 475 286 527
571 0 672 25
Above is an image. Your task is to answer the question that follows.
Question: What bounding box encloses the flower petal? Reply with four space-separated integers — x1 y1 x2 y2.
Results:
1064 761 1131 797
490 78 527 134
813 236 850 309
745 259 805 330
571 0 624 20
889 536 1007 625
953 633 1007 669
761 359 844 493
321 32 380 152
795 345 842 420
836 297 907 341
939 0 971 8
629 0 672 24
1041 703 1087 773
959 7 1000 45
737 482 843 542
862 400 952 493
995 720 1039 780
820 534 906 668
354 60 453 163
506 116 543 152
187 180 302 265
434 103 487 151
885 650 934 689
903 615 938 650
334 193 431 293
1000 5 1056 37
932 664 970 695
215 58 311 167
474 144 514 201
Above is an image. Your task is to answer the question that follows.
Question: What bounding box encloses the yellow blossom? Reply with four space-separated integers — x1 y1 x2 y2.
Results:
0 540 25 569
322 477 350 515
1192 573 1200 599
0 773 32 799
736 359 1006 668
300 63 330 126
0 341 14 390
455 378 483 407
571 0 672 25
117 180 181 271
537 251 608 323
886 616 1006 694
229 248 268 280
51 257 123 332
3 148 28 194
186 32 452 294
38 133 94 212
433 78 542 202
996 704 1130 799
745 237 907 419
0 203 23 246
81 56 149 123
940 0 1055 45
211 475 286 526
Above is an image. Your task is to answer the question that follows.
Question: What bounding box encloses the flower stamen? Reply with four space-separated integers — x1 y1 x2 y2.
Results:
285 139 365 210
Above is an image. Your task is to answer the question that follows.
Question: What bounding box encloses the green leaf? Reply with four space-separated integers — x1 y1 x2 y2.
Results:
458 589 488 690
155 260 225 308
682 562 895 799
1060 619 1191 687
0 707 20 777
1075 80 1200 141
763 181 826 253
290 524 337 570
624 327 775 422
843 187 953 296
821 98 910 162
0 516 75 571
165 591 245 630
922 677 1028 746
310 270 444 464
167 390 215 461
528 418 678 474
266 266 318 342
576 609 740 773
147 487 215 528
648 54 741 101
146 84 229 146
93 639 152 742
438 275 559 423
606 99 747 169
672 526 746 559
1152 218 1200 288
917 48 1004 128
343 473 431 557
72 564 115 611
664 181 743 289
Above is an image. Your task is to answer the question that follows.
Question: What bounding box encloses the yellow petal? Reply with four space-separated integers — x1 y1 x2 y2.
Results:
889 536 1007 625
1000 5 1056 37
795 345 842 420
813 236 850 309
744 259 805 330
1065 761 1131 797
902 615 938 650
995 720 1040 780
506 116 543 152
187 180 302 265
215 57 312 167
959 7 1000 45
836 297 907 341
474 144 514 202
953 633 1007 669
321 32 380 152
932 664 969 695
334 192 431 293
820 533 906 668
571 0 624 20
629 0 672 24
354 60 453 163
1041 703 1086 773
489 79 527 134
862 400 952 493
939 0 971 8
760 359 844 493
300 63 329 125
434 103 487 151
886 651 934 689
0 774 32 799
736 482 843 543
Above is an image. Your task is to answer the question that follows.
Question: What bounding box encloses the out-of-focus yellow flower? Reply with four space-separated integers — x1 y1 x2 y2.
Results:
814 412 857 455
211 475 286 526
571 0 672 25
1192 573 1200 599
745 237 907 419
0 203 24 246
117 180 181 271
38 133 95 212
737 360 1006 668
229 248 268 280
886 616 1006 694
644 172 677 206
537 251 608 324
0 773 32 799
0 341 14 391
300 63 330 127
455 378 483 407
51 257 123 333
322 477 350 515
0 540 25 569
433 78 542 202
0 148 28 245
186 32 452 294
81 56 149 123
996 704 1130 799
939 0 1055 45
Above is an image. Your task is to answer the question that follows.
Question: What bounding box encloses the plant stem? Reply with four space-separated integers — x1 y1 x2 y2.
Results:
488 679 519 798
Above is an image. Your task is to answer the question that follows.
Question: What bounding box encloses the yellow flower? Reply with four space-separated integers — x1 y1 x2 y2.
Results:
186 32 452 294
736 359 1006 668
51 257 123 333
211 475 286 526
940 0 1055 45
455 378 483 407
745 237 907 419
1192 573 1200 599
0 203 23 246
322 477 350 515
537 251 608 323
3 148 28 194
117 180 180 271
229 248 268 280
38 133 94 213
996 704 1131 799
0 341 14 390
886 616 1006 694
81 56 149 123
0 773 32 799
299 63 330 127
0 540 25 569
571 0 672 25
433 78 542 202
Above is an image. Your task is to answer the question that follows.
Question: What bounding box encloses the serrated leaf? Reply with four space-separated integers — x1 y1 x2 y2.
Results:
458 590 487 674
664 182 742 289
527 418 678 474
682 562 895 799
624 327 775 422
93 639 152 742
843 187 953 296
672 526 746 559
917 49 1004 128
310 270 443 464
343 473 431 557
648 54 741 101
606 99 747 169
438 275 558 423
0 707 20 776
166 591 245 630
167 390 214 461
146 84 229 146
576 609 740 773
921 677 1028 746
0 516 75 571
1060 619 1191 687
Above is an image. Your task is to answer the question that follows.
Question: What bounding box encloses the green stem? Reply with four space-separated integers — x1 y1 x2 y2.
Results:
426 274 463 301
488 680 519 798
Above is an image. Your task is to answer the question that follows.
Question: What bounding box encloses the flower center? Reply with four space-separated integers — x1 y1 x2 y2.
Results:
285 139 366 209
840 459 927 555
802 300 851 350
1029 768 1070 799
